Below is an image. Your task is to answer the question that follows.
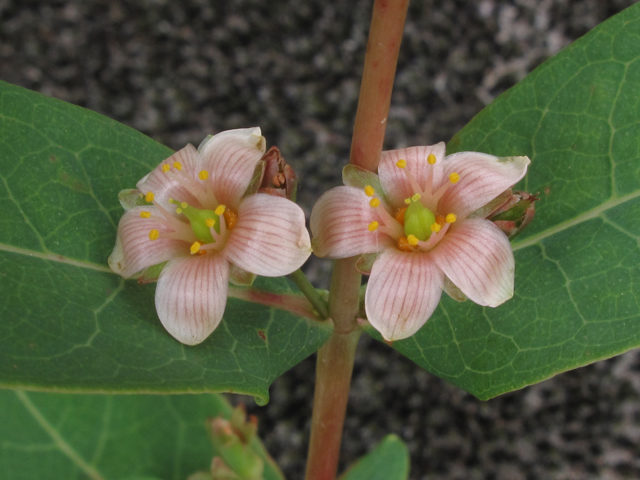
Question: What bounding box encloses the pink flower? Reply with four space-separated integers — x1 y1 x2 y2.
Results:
310 143 530 341
109 128 312 345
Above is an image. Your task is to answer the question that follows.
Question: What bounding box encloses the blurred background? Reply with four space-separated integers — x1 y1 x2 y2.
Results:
2 0 639 478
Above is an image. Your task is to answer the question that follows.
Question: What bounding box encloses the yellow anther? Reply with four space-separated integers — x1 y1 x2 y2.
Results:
190 241 201 254
430 222 442 233
180 202 188 209
176 208 183 214
449 172 460 184
411 193 421 202
173 161 182 170
140 211 151 218
427 154 436 165
364 185 375 197
215 205 226 216
368 221 379 232
145 191 155 202
407 234 419 246
369 198 381 208
162 164 170 173
205 218 216 228
396 159 407 169
199 170 209 180
148 229 159 241
446 213 457 224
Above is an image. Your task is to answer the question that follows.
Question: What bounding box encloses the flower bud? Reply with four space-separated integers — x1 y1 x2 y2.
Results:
208 405 264 480
245 146 298 201
488 191 537 239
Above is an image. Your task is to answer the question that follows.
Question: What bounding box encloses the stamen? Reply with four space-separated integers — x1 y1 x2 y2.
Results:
140 211 151 218
190 241 201 254
173 161 183 170
199 170 209 180
407 234 419 246
145 191 155 202
215 205 226 216
397 237 414 252
369 198 381 208
449 172 460 184
430 222 441 233
446 213 457 223
149 229 159 241
205 218 216 228
162 164 170 173
396 159 407 169
364 185 375 197
368 221 379 232
427 154 436 165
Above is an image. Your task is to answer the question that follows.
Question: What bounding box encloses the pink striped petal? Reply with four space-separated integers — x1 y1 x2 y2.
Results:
108 206 189 278
225 193 311 276
310 186 389 259
430 219 514 307
136 145 201 212
378 143 446 206
198 128 266 209
155 253 229 345
365 250 444 341
438 153 530 219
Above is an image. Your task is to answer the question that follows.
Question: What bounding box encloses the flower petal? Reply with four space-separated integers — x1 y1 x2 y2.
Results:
365 250 444 341
378 143 446 206
310 186 390 259
439 153 530 219
430 219 514 307
198 127 266 209
155 253 229 345
108 206 188 278
224 193 311 276
136 145 201 212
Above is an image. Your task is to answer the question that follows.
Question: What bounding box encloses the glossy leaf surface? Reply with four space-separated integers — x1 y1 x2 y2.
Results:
0 81 331 404
376 5 640 399
339 435 410 480
0 390 284 480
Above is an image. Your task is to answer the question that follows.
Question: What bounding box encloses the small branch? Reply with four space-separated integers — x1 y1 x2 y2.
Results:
228 286 323 322
349 0 410 172
289 269 330 319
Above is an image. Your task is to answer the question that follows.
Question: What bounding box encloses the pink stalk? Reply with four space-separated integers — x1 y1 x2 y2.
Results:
349 0 410 173
305 2 410 478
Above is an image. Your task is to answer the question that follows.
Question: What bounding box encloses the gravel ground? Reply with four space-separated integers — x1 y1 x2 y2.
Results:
2 0 639 478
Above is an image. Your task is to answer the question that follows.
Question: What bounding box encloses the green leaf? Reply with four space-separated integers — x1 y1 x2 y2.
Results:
0 390 284 480
374 5 640 400
0 80 331 404
339 435 409 480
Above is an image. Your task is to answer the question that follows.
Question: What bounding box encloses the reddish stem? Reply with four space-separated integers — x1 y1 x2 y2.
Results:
350 0 410 172
304 1 409 478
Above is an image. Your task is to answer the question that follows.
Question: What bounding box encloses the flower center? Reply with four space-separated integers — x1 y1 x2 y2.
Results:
363 154 460 253
170 199 220 244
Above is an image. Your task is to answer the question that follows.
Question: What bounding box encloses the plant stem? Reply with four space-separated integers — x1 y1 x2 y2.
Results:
305 1 409 478
349 0 410 172
289 269 330 319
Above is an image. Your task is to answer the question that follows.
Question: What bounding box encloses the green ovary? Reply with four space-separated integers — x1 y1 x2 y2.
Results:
179 204 220 243
404 199 435 241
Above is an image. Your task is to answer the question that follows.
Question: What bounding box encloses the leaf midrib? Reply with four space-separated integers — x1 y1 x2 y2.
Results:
512 189 640 251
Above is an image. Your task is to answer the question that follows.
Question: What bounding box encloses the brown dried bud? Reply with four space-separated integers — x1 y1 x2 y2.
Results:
256 146 298 201
488 191 538 239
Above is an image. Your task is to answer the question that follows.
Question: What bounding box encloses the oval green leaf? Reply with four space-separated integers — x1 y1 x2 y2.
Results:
373 4 640 400
0 80 331 404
